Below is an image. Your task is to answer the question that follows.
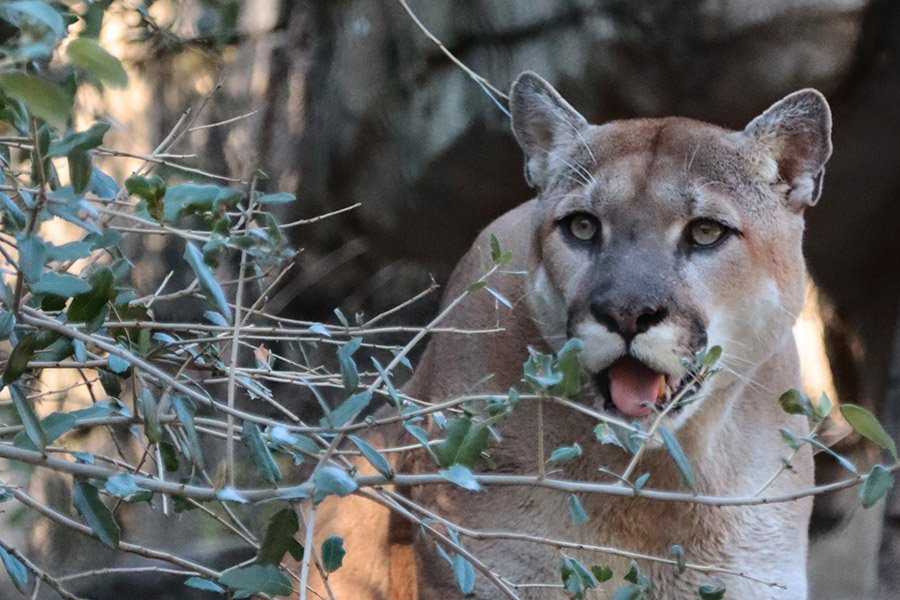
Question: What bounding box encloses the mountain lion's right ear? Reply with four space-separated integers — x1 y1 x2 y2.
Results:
744 89 833 209
510 71 589 189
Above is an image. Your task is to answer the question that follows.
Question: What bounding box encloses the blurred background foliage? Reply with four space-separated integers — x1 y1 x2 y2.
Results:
1 1 900 598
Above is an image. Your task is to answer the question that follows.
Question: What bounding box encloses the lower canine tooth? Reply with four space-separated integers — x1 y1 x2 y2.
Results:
657 379 667 399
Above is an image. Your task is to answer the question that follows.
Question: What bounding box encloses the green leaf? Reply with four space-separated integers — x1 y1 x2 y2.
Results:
700 345 723 370
554 338 584 396
9 384 44 451
591 565 613 583
0 311 13 342
255 192 295 204
184 242 232 323
452 551 475 594
371 357 402 407
138 389 161 443
336 337 362 393
613 585 647 600
860 464 895 509
216 486 248 504
623 560 651 587
698 578 726 599
321 536 346 573
560 555 597 599
814 392 832 420
184 577 225 593
67 267 114 323
68 149 93 194
0 71 72 127
594 422 624 448
3 333 39 385
67 37 128 88
159 441 179 472
218 564 292 599
72 478 120 548
256 508 301 565
171 396 204 467
107 350 129 373
549 443 582 464
104 473 152 503
466 280 486 293
490 234 502 262
659 427 695 489
31 272 92 297
241 421 282 483
0 192 26 230
313 466 357 498
349 434 393 478
841 404 898 460
48 122 111 157
779 389 813 416
435 417 489 468
523 348 563 390
164 184 242 221
323 391 371 429
439 464 482 491
0 546 33 596
568 494 588 524
125 174 166 222
13 410 75 450
15 233 46 284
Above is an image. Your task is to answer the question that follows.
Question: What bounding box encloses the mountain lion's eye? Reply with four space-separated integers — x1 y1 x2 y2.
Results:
566 214 599 242
687 219 728 247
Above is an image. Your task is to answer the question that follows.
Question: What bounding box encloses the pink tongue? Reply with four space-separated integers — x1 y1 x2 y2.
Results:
608 357 666 418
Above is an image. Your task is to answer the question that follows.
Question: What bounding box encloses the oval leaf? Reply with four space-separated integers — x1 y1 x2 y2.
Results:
31 272 92 297
184 242 232 323
349 434 393 478
219 564 292 599
0 71 72 127
312 466 357 498
860 464 895 509
659 427 695 489
72 478 120 549
321 535 346 573
9 384 45 451
568 494 588 524
841 404 898 460
241 421 282 483
0 546 34 595
548 443 582 464
256 508 301 565
67 37 128 88
439 464 482 492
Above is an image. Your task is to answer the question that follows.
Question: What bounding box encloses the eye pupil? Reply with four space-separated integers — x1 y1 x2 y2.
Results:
568 215 598 241
689 220 726 247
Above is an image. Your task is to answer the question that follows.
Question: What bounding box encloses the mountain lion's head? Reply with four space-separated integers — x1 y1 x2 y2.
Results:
510 72 832 430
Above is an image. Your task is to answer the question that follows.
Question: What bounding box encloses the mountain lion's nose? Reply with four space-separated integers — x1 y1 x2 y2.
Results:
590 302 669 340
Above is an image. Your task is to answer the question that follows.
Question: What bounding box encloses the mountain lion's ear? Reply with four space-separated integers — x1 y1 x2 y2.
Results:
744 89 833 209
510 71 589 189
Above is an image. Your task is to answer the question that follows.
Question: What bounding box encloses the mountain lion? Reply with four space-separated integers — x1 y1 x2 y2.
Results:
310 72 832 599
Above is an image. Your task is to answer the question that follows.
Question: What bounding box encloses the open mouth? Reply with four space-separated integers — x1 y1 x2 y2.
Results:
594 356 692 419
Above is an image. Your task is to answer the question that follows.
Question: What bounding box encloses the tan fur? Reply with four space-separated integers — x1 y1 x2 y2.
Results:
309 74 832 599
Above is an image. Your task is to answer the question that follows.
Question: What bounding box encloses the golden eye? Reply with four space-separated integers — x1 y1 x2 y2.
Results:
567 214 599 241
687 219 727 247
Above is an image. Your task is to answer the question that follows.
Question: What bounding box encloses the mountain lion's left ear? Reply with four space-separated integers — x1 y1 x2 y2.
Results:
744 89 833 209
510 71 589 190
